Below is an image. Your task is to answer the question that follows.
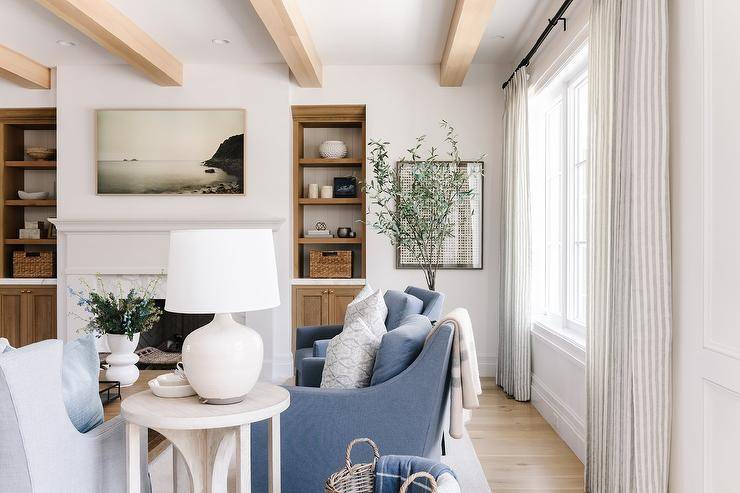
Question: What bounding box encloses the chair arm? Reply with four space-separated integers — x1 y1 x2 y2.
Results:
313 339 331 357
295 324 342 350
298 357 325 387
82 415 151 493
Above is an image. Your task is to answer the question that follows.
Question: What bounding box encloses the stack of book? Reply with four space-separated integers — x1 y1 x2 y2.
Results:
305 229 333 238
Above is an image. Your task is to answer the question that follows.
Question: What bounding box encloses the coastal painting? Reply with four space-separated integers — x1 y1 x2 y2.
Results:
96 109 245 195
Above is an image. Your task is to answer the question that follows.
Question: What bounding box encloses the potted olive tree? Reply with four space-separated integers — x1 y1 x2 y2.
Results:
365 121 482 291
71 276 162 386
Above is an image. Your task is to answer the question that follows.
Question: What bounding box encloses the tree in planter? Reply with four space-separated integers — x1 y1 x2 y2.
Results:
366 121 482 291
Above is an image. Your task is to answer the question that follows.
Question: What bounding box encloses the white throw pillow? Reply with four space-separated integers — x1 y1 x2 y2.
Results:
321 289 388 388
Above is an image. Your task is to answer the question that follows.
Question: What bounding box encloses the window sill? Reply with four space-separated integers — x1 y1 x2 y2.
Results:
531 316 586 366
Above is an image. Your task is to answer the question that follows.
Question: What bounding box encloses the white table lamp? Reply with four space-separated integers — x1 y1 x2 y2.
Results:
165 229 280 404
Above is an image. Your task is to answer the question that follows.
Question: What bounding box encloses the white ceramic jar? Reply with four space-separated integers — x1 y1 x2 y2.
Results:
319 140 348 159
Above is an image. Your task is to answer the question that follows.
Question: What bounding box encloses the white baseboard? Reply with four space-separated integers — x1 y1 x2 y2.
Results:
531 374 586 463
478 354 497 378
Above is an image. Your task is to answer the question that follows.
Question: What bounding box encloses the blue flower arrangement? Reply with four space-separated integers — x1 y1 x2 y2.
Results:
70 275 163 341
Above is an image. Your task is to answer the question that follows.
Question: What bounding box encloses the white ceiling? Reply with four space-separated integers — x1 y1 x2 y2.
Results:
0 0 542 68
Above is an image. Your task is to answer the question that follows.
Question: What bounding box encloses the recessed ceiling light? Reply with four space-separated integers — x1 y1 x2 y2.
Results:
56 40 76 47
212 39 231 45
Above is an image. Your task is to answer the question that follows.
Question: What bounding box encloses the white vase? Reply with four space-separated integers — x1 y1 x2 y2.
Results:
319 140 348 159
182 313 263 404
105 333 140 387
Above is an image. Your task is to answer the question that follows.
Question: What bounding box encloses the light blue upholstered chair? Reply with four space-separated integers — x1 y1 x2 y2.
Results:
0 339 150 493
249 320 454 493
294 286 445 387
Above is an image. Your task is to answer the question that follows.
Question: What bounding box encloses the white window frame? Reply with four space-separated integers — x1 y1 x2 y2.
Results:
531 54 589 344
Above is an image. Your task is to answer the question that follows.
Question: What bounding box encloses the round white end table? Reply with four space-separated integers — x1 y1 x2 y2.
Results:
121 383 290 493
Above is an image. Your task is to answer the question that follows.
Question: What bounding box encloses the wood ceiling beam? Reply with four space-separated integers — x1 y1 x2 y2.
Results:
440 0 497 87
0 44 51 89
34 0 182 86
249 0 322 88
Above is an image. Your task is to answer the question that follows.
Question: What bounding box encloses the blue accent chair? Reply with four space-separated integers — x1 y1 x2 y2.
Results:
294 286 445 387
250 320 454 493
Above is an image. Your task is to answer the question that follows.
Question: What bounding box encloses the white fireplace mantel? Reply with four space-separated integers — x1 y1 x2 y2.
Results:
53 217 286 343
51 217 285 233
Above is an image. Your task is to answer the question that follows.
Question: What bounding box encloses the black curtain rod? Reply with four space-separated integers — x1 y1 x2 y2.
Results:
501 0 575 90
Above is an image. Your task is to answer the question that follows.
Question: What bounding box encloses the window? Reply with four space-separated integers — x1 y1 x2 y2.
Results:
531 47 589 342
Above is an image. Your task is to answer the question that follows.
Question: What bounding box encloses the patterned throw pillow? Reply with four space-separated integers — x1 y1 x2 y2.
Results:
321 288 388 388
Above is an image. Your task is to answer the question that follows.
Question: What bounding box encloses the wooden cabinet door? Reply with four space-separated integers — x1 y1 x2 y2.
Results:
294 287 329 328
0 288 24 347
25 287 56 344
328 287 363 325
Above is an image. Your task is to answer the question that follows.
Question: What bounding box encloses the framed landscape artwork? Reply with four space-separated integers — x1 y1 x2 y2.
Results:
396 160 484 269
96 109 245 195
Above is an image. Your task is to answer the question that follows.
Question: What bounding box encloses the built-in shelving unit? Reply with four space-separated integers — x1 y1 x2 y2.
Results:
290 105 367 345
291 105 367 280
0 108 57 278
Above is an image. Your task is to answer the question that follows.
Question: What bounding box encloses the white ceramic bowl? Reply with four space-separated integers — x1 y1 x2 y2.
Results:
148 376 196 398
18 191 49 200
319 140 348 159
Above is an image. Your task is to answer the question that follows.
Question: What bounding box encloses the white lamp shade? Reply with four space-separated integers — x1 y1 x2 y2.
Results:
165 229 280 314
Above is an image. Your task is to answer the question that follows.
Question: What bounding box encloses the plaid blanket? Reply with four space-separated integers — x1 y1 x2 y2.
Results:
426 308 482 439
375 455 456 493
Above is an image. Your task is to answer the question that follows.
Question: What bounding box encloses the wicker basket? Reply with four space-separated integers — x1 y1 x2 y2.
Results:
310 250 352 278
399 472 438 493
325 438 380 493
12 251 54 278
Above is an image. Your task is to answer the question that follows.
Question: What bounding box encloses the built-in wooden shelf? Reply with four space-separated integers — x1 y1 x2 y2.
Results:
298 198 362 205
4 199 56 207
298 237 362 245
4 239 56 245
299 158 362 167
5 161 56 170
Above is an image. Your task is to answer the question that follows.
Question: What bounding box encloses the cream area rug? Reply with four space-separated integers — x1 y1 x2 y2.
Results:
149 429 489 492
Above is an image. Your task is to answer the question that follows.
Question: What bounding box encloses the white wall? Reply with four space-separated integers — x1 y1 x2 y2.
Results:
291 64 508 376
0 71 56 107
670 0 740 491
54 64 294 378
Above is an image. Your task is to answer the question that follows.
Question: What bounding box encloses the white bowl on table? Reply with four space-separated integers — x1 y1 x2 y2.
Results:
148 373 196 398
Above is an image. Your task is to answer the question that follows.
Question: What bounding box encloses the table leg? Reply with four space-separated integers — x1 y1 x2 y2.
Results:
236 424 251 493
126 422 142 493
158 428 233 493
268 415 281 493
173 445 188 493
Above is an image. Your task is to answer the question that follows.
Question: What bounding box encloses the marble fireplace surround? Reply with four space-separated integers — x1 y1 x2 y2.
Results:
51 218 286 379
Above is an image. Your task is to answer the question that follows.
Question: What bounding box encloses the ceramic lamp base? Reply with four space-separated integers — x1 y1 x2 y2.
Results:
182 313 263 404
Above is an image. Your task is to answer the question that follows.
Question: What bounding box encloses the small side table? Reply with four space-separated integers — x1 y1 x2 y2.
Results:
121 383 290 493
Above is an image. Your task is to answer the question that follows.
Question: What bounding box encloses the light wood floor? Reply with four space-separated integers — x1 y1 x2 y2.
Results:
468 378 584 492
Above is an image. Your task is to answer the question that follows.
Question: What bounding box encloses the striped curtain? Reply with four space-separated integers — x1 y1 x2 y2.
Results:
586 0 671 491
497 68 531 402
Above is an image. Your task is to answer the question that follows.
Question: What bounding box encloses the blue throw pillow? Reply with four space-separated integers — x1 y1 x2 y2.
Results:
371 314 432 386
383 290 424 331
62 335 104 433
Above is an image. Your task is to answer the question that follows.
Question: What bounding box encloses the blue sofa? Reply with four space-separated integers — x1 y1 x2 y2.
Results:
294 286 445 387
250 320 454 492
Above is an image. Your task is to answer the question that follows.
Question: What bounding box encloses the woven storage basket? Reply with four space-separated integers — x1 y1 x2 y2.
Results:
310 250 352 278
399 472 438 493
325 438 380 493
13 251 54 278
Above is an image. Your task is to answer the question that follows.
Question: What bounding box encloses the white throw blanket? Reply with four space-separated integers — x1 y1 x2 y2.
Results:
427 308 482 439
